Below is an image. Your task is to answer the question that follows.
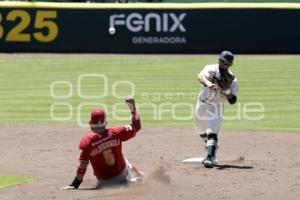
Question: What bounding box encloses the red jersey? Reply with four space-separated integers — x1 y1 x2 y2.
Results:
78 111 141 180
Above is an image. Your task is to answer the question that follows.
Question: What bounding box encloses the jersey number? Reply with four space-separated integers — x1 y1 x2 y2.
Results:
103 149 116 166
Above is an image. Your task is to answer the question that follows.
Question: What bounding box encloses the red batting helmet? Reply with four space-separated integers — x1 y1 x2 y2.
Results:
89 109 108 131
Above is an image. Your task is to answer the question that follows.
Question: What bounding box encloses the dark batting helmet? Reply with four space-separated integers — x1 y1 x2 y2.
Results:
219 51 234 65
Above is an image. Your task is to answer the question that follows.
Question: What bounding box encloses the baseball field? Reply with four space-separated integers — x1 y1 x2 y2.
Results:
0 54 299 200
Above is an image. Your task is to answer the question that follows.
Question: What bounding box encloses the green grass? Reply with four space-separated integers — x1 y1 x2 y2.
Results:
0 54 299 132
0 176 36 189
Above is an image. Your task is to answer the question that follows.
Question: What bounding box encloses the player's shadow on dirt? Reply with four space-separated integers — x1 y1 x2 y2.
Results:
214 164 253 170
79 181 130 190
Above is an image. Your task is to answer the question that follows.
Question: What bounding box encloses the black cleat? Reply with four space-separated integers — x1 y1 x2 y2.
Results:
202 157 214 168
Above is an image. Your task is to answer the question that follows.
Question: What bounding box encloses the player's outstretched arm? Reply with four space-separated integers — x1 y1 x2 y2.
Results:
125 97 141 133
60 158 89 190
60 176 82 190
198 74 219 90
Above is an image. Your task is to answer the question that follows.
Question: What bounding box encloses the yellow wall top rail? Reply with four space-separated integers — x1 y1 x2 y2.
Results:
1 2 300 10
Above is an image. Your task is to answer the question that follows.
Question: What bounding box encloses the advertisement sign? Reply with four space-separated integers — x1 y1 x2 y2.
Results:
0 3 300 53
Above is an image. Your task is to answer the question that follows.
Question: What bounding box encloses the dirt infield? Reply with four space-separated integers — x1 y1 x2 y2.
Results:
0 125 299 200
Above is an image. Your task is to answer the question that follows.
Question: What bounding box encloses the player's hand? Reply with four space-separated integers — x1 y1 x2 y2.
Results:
125 97 136 112
207 83 219 90
221 89 231 96
59 185 76 190
204 78 219 91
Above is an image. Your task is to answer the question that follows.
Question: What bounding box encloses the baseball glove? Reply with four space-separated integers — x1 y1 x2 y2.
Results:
216 70 235 90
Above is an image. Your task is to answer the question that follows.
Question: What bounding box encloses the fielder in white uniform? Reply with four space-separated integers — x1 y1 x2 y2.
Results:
195 51 238 168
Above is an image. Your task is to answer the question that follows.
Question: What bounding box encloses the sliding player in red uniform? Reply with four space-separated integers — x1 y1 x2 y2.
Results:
60 97 143 189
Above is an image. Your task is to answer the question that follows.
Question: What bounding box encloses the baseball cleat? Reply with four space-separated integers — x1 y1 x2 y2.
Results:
202 157 214 168
211 157 218 165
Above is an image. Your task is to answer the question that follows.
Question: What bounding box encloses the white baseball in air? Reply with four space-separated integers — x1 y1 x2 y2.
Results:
109 27 116 35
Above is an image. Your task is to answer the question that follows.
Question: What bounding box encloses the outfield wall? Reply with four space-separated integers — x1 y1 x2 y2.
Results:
0 2 300 53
